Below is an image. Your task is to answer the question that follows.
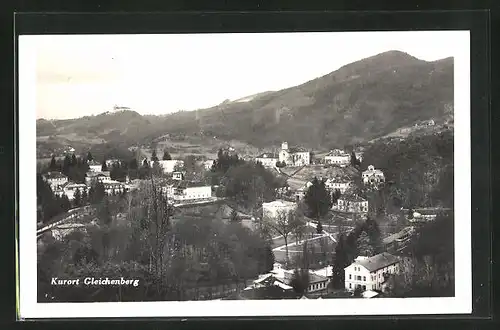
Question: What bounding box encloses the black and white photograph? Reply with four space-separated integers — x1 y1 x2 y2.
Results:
19 30 471 318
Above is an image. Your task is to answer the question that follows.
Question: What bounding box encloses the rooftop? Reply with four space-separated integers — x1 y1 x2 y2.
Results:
44 171 67 179
350 252 400 272
173 180 210 189
263 200 297 208
256 152 279 159
339 194 367 203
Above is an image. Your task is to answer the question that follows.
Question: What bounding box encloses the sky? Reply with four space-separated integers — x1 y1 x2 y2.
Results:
29 31 466 119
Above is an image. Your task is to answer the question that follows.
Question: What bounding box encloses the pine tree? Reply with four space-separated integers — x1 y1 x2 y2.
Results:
162 150 172 160
151 149 159 162
71 153 78 167
49 155 57 171
316 221 323 234
73 188 82 207
81 189 88 205
86 151 93 162
230 208 239 223
304 177 332 221
129 158 138 170
101 160 108 172
62 155 72 176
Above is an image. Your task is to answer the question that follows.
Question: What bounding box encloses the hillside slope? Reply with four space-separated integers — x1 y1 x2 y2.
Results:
37 50 454 153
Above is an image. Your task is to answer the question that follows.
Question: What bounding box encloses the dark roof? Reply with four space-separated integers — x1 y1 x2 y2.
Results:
173 180 210 189
44 171 67 179
256 153 278 159
288 146 308 153
354 252 399 272
308 272 329 284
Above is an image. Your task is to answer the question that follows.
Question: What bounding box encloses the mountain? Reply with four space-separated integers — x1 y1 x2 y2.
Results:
36 50 454 155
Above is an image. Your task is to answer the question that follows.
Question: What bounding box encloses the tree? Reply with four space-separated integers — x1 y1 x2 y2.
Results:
71 154 78 166
264 210 303 266
353 286 363 297
86 152 93 162
89 181 106 204
73 188 82 208
101 160 108 172
62 155 72 176
49 155 57 171
81 189 88 206
229 208 239 223
364 217 383 254
304 177 332 221
151 149 159 162
129 158 138 170
356 231 375 257
290 268 310 296
162 150 172 160
316 221 323 234
407 208 414 219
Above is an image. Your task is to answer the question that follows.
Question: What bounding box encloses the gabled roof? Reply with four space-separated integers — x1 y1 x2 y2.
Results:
349 252 399 272
308 272 329 284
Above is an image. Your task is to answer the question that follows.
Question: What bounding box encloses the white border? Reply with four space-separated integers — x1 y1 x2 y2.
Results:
18 31 471 319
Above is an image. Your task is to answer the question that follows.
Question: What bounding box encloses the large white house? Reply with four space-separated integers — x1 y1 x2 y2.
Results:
151 160 184 174
103 180 126 195
85 171 112 185
167 180 212 202
54 182 89 200
334 194 368 213
362 165 385 186
43 171 68 190
344 253 400 292
279 142 310 167
324 149 351 166
262 200 298 220
255 152 279 168
87 160 102 173
325 176 353 194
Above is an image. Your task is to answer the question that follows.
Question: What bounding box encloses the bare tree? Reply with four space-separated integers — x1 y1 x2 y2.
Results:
263 209 304 266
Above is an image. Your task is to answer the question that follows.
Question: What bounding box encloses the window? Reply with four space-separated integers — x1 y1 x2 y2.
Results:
349 274 351 279
349 283 351 289
363 285 366 291
363 276 366 281
357 276 361 281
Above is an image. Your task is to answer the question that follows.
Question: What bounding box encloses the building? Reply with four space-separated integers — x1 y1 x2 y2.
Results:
172 171 185 181
362 165 385 186
324 149 351 166
250 263 329 294
87 160 102 173
85 171 112 185
169 180 212 202
103 180 126 195
105 159 121 167
151 160 184 174
42 171 68 190
262 200 298 220
334 194 368 213
344 252 400 292
55 182 89 200
325 176 353 194
255 152 279 168
382 227 415 252
279 142 310 167
203 159 215 170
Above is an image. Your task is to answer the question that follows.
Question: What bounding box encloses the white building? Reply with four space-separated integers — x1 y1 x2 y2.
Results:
203 159 215 170
151 160 184 174
105 159 121 167
103 180 126 195
262 200 298 220
362 165 385 186
325 177 353 194
255 152 279 168
85 171 112 185
279 142 310 167
169 181 212 202
334 194 368 213
172 171 184 181
87 160 102 173
344 253 400 292
324 149 351 166
42 171 68 190
55 182 89 200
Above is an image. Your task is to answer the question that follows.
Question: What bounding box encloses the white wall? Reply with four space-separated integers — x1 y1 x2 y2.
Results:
256 157 278 168
89 165 102 172
325 154 350 165
174 186 212 201
345 262 400 292
262 203 297 219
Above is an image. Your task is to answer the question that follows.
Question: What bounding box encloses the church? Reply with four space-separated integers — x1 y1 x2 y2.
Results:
278 142 310 167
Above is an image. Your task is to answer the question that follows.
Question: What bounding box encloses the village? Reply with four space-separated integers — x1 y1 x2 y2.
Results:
37 138 451 301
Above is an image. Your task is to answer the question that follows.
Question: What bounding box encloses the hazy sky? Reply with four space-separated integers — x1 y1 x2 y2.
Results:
30 31 466 119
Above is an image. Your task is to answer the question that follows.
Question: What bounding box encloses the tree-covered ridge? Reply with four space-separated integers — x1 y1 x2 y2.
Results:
362 129 454 210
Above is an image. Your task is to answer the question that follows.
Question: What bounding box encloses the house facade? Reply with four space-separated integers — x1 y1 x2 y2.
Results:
103 180 126 195
43 171 68 190
168 181 212 202
55 182 89 200
324 149 351 166
344 253 400 292
255 153 279 168
87 160 102 173
362 165 385 186
335 194 368 213
279 142 310 167
262 200 298 220
85 171 112 185
325 177 353 194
